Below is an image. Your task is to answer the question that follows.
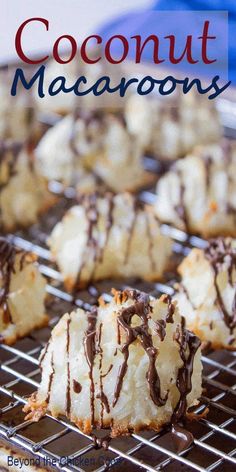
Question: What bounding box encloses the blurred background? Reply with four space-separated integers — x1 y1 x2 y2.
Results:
1 0 152 64
1 0 233 83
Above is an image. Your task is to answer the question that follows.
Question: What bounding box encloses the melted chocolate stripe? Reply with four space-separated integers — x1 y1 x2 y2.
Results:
112 290 168 408
83 308 98 426
172 318 201 423
40 342 49 367
75 194 99 287
0 238 25 325
205 239 236 333
101 363 113 378
69 109 112 184
0 142 22 190
178 283 195 311
75 193 116 288
163 294 175 324
174 170 189 231
154 295 175 341
204 156 213 190
98 322 104 426
74 194 159 287
90 193 115 281
66 317 71 415
154 319 166 341
46 352 55 405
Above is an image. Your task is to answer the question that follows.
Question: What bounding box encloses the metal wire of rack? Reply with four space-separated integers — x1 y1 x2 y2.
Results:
1 96 236 471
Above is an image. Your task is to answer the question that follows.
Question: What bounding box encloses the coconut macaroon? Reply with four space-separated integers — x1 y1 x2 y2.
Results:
35 113 97 187
36 110 152 193
0 238 48 345
154 141 236 237
24 289 202 436
174 238 236 350
125 92 221 161
34 60 78 115
48 193 172 290
0 141 56 231
34 58 123 115
0 70 35 141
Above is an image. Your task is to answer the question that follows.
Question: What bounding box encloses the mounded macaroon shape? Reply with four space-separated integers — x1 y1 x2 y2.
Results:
175 238 236 350
154 141 236 237
0 70 36 142
36 109 153 193
34 60 78 115
24 289 202 436
0 141 56 232
125 92 221 161
34 58 122 115
48 192 173 290
0 238 48 345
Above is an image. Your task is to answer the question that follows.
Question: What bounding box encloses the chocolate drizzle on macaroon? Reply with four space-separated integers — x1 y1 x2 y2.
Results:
83 307 98 426
154 294 175 341
74 193 99 287
0 141 22 192
0 140 35 189
172 317 201 423
69 109 106 184
97 322 110 427
68 109 128 187
74 192 116 286
174 169 189 232
204 238 236 333
0 238 25 325
66 317 72 415
24 289 201 438
113 290 170 408
0 141 36 230
46 352 55 405
74 194 159 288
171 145 236 232
82 289 200 425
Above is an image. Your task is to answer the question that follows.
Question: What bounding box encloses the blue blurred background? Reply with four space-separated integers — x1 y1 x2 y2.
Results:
100 0 234 84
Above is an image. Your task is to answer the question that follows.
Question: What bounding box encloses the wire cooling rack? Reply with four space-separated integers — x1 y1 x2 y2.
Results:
1 95 236 471
0 188 236 472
